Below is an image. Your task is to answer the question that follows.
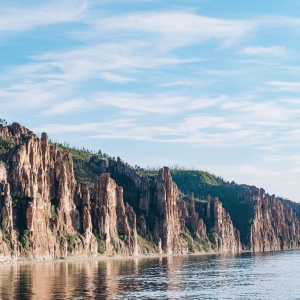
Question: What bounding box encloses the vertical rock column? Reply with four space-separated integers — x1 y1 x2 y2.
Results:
250 189 300 252
154 167 187 254
206 196 241 253
94 173 137 255
0 165 13 231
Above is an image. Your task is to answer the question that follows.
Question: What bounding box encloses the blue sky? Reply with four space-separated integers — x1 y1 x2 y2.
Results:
1 0 300 201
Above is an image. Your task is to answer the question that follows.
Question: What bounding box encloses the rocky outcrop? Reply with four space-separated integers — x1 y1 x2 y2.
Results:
152 167 187 254
205 196 241 253
107 160 240 254
248 189 300 252
0 164 13 231
1 122 300 260
92 173 137 256
0 124 100 259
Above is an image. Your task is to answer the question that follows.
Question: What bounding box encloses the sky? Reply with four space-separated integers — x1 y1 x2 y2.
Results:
1 0 300 201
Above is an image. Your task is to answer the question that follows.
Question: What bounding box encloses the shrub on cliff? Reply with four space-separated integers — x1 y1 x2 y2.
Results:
0 138 16 163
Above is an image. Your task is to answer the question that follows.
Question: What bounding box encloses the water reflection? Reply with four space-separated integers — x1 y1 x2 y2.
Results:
1 251 300 299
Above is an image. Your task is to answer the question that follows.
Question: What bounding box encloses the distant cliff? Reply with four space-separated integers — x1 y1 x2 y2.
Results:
0 123 299 261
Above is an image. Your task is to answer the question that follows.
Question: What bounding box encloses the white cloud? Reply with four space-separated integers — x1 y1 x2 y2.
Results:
266 81 300 93
0 0 87 34
0 81 68 110
157 80 204 88
40 99 88 116
15 42 197 86
88 12 255 49
187 95 228 110
240 46 286 56
35 120 134 134
100 72 135 83
94 92 190 115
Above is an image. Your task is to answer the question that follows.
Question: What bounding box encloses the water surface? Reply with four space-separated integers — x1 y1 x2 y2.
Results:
1 251 300 299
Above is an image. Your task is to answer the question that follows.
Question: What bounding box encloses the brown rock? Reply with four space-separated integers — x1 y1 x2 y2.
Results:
93 173 137 255
153 167 188 254
205 196 241 253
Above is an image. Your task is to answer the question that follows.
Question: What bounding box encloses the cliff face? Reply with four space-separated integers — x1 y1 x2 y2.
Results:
1 123 300 260
152 167 187 254
204 196 241 253
236 187 300 251
107 159 241 255
92 173 137 256
0 124 135 260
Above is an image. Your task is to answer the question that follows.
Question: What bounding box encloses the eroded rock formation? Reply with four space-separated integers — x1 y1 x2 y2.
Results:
205 196 241 253
1 123 300 261
239 187 300 252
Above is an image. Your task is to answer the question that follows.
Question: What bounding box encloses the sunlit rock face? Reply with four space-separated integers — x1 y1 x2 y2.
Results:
93 173 137 256
104 160 241 255
247 189 300 252
205 196 241 253
1 123 300 261
0 123 98 259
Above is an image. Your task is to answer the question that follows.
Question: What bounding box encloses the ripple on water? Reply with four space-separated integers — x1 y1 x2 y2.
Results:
1 251 300 299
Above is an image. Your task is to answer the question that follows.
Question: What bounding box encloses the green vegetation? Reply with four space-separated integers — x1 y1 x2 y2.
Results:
200 238 210 253
0 118 8 126
137 234 158 254
93 229 106 254
12 197 30 235
50 198 59 219
170 169 225 197
1 220 11 245
49 143 254 246
0 137 16 162
97 239 106 254
20 230 30 249
169 170 254 246
181 229 195 252
66 233 80 253
51 205 56 218
111 237 120 254
50 141 112 187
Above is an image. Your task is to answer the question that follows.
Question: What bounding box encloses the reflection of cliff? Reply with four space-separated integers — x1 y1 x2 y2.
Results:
1 123 300 260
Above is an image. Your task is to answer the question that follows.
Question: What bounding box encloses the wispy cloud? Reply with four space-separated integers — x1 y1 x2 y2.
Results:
266 81 300 93
0 0 87 34
187 95 228 110
40 99 88 116
240 46 287 56
94 92 189 115
35 119 135 134
87 12 255 49
157 80 204 88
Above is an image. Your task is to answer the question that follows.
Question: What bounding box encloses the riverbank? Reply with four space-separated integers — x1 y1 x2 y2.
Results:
0 248 261 266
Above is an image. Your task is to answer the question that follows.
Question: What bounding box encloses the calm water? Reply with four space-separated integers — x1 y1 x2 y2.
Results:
1 251 300 299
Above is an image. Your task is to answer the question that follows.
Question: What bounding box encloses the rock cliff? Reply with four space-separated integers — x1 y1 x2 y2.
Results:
236 186 300 251
1 123 300 261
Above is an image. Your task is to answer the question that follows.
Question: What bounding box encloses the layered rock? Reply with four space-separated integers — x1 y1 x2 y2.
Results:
92 173 137 256
107 160 240 254
248 188 300 252
0 124 97 259
2 122 300 260
152 167 187 254
205 196 241 253
0 164 13 231
178 194 210 252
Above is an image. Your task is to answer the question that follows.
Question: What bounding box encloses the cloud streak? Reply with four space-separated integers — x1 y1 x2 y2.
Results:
241 46 287 56
0 0 87 34
87 11 255 49
266 81 300 93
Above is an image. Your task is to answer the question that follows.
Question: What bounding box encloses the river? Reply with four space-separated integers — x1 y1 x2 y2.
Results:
0 250 300 299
